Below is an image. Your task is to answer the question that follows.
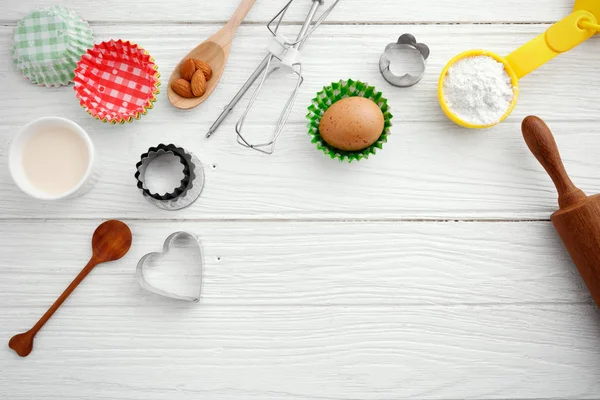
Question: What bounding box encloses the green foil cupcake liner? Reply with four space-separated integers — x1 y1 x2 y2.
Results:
12 6 94 87
307 79 393 162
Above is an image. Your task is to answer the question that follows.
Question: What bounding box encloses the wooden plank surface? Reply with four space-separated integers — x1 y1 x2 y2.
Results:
1 220 600 400
1 24 599 219
2 0 600 399
3 304 600 400
0 220 590 307
0 0 572 23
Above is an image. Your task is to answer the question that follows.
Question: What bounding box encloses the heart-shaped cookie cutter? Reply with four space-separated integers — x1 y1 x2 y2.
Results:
136 231 203 302
379 34 430 87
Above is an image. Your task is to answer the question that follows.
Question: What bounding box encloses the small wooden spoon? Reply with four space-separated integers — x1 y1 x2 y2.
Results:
168 0 257 110
9 220 132 357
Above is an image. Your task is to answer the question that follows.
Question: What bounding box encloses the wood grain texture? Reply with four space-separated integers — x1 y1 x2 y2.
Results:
0 220 591 307
0 0 571 23
1 221 600 399
2 0 600 398
2 25 599 125
553 195 600 309
2 305 600 400
0 25 600 219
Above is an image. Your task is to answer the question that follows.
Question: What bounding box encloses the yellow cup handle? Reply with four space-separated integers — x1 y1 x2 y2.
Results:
505 10 596 80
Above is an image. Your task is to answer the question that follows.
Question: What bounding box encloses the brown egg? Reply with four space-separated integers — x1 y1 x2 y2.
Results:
319 97 385 152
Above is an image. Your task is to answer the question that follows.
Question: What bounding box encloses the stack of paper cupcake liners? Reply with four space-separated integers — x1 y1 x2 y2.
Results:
307 79 393 162
73 40 160 124
12 6 94 87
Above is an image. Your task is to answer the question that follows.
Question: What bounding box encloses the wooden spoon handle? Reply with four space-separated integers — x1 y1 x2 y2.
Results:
32 256 99 332
521 116 587 209
9 256 99 357
226 0 257 31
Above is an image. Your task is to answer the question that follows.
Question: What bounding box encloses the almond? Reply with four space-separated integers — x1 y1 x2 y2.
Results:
190 69 207 97
171 78 194 98
192 59 213 81
180 59 196 81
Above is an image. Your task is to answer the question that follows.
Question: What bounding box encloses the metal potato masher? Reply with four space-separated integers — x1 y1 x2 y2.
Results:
205 0 341 154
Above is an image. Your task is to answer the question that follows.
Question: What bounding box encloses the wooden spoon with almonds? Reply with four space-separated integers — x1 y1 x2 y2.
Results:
168 0 257 110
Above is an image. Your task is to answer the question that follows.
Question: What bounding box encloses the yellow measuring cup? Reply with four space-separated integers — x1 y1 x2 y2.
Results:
438 0 600 129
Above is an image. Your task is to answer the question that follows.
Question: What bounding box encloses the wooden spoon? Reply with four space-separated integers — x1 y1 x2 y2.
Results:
8 220 132 357
168 0 257 110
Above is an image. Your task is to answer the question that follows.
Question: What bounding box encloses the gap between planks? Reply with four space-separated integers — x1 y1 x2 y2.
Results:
0 20 564 26
0 217 552 223
3 302 595 309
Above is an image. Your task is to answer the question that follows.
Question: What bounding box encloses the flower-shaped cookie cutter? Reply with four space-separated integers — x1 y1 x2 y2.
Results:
379 34 430 87
136 231 203 302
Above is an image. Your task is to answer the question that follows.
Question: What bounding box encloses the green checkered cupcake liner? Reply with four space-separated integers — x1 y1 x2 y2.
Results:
307 79 393 162
12 6 93 87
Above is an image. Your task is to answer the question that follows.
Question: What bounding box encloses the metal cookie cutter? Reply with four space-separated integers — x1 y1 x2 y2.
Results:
134 144 205 211
379 34 430 87
136 232 203 303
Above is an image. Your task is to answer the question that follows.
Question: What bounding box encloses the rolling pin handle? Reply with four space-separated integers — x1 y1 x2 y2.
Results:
521 116 588 210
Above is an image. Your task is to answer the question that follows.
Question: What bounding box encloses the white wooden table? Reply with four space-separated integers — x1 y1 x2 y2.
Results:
2 1 600 398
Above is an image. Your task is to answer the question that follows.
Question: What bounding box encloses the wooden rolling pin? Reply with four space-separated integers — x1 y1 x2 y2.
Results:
522 116 600 308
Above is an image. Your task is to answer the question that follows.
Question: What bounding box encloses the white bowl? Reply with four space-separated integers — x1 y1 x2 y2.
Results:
9 117 97 200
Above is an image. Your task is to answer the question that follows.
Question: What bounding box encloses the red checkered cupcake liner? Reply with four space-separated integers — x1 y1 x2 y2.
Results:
74 40 160 124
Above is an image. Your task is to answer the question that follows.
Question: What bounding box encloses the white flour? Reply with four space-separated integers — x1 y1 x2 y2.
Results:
442 55 515 126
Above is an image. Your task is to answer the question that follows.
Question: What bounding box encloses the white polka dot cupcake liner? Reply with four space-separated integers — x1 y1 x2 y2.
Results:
73 40 160 124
